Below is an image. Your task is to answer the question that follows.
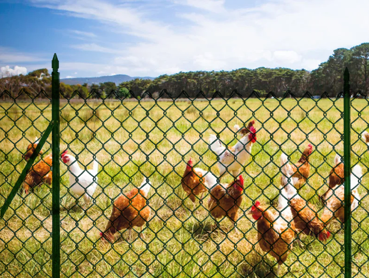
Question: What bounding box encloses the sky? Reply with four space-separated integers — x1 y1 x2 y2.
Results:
0 0 369 78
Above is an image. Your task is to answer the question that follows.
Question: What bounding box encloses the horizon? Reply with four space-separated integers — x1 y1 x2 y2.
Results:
1 0 369 78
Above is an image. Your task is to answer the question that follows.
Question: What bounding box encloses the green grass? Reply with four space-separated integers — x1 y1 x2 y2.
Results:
0 98 369 277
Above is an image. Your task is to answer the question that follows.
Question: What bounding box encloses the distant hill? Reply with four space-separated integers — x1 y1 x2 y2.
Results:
61 74 153 85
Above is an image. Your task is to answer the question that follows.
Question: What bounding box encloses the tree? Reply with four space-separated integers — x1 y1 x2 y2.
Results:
60 83 73 98
100 82 117 97
351 43 369 93
117 87 130 99
27 68 49 78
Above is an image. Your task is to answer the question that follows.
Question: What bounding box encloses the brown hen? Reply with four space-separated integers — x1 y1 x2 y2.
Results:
181 158 217 203
101 178 151 242
208 175 244 234
250 201 295 276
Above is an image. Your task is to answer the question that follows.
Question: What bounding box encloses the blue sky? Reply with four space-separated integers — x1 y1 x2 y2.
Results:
0 0 368 78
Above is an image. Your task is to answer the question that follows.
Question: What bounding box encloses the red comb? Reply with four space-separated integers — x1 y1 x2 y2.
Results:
308 144 313 149
249 126 257 143
238 175 244 185
100 232 103 237
187 158 193 166
186 158 193 170
61 150 68 157
251 200 260 212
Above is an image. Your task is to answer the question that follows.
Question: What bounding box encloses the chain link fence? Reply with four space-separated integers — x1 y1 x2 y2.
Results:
0 56 368 277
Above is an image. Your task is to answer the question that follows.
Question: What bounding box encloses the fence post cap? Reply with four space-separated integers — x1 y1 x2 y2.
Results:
52 53 59 71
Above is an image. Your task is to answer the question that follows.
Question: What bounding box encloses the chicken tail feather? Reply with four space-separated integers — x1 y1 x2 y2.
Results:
351 165 362 191
362 131 369 145
280 153 293 177
280 153 297 198
209 134 223 156
334 153 341 166
140 177 152 197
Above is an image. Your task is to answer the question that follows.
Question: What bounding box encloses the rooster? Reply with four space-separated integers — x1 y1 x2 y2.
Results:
249 200 295 276
320 154 344 201
280 153 330 244
22 153 52 194
209 120 257 179
181 158 217 203
321 164 362 225
208 175 244 234
61 150 99 208
101 178 151 242
280 144 313 189
23 137 43 161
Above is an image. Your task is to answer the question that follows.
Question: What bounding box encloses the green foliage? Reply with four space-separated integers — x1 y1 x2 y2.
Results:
89 84 102 98
1 42 369 99
60 83 73 98
27 68 49 78
77 85 90 99
116 87 130 99
99 82 116 97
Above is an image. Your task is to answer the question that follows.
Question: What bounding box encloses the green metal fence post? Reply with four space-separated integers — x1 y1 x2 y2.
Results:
343 67 351 278
52 53 60 278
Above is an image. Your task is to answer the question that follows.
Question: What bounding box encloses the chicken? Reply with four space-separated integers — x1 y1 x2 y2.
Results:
101 178 151 242
249 200 295 276
23 137 43 161
209 120 257 179
22 153 52 194
181 158 217 203
208 175 244 234
280 144 313 189
61 150 99 208
280 153 330 243
321 164 362 225
320 154 344 201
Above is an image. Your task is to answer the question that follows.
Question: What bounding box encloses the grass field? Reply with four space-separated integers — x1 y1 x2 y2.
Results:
0 97 369 277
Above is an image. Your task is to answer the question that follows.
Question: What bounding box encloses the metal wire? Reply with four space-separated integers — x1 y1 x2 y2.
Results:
0 56 368 278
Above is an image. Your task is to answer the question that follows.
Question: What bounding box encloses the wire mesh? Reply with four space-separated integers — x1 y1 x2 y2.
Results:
0 90 53 277
1 65 368 277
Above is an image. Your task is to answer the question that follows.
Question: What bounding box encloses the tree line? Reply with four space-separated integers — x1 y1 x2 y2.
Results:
1 43 368 99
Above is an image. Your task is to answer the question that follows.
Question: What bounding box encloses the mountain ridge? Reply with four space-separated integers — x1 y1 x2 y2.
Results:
61 74 154 85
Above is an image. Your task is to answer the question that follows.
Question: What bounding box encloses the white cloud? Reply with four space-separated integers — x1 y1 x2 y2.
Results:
0 66 28 77
72 43 122 54
0 47 43 63
301 59 322 71
173 0 225 13
28 0 369 76
273 51 302 64
70 30 97 38
60 62 130 76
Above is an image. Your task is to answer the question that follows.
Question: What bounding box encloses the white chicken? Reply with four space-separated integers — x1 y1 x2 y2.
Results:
61 150 99 208
209 120 257 178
